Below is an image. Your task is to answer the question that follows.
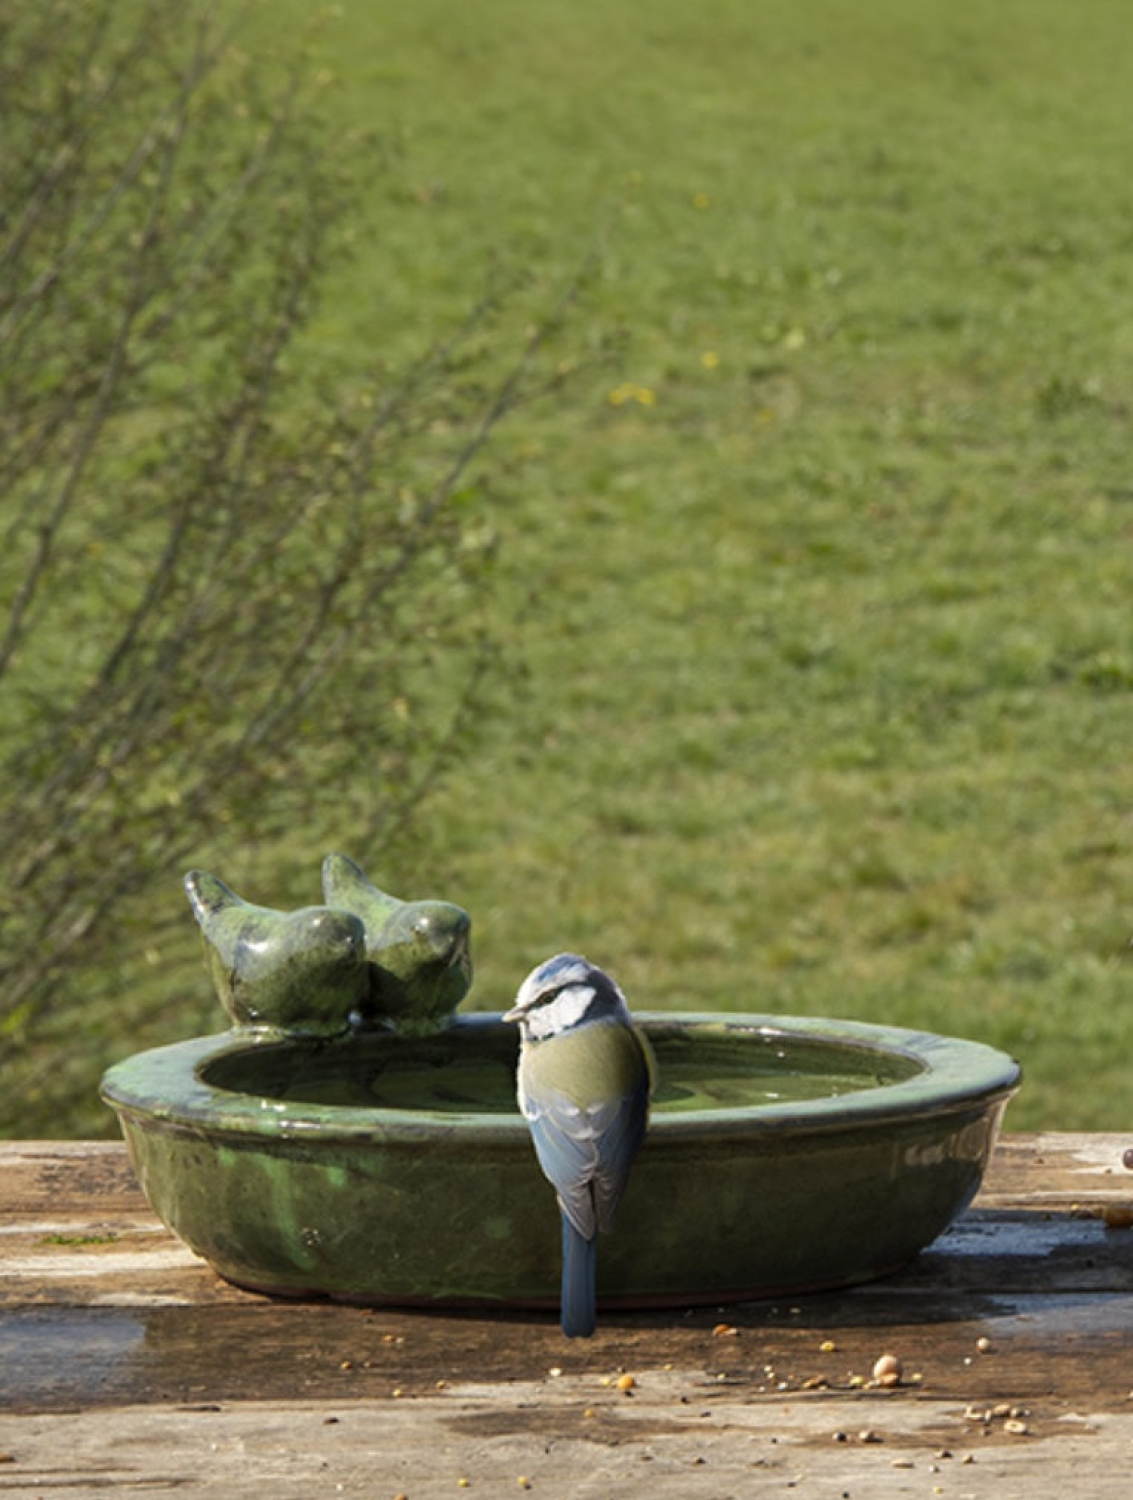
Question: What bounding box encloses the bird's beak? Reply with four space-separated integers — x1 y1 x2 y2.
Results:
501 1004 523 1023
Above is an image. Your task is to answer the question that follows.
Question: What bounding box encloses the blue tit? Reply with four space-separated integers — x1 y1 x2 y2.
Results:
504 953 654 1338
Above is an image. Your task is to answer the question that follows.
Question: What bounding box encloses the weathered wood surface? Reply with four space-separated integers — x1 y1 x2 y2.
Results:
1 1133 1132 1496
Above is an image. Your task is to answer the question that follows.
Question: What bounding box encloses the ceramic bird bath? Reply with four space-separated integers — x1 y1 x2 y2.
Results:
102 863 1020 1308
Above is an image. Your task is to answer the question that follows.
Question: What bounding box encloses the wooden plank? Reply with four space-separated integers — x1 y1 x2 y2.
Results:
0 1141 149 1219
3 1378 1133 1497
2 1135 1133 1495
980 1131 1133 1208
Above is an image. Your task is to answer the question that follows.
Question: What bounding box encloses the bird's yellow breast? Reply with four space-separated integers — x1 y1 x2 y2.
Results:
521 1021 654 1109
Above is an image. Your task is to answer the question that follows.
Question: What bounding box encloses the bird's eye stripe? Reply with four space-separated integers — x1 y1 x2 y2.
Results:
532 986 565 1007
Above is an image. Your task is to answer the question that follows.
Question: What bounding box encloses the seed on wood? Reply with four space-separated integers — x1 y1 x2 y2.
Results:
871 1353 902 1386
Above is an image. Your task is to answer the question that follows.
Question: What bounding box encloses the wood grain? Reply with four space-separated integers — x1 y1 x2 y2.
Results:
2 1135 1132 1495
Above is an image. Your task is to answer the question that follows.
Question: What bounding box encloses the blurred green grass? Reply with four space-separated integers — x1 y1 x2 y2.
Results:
74 0 1133 1131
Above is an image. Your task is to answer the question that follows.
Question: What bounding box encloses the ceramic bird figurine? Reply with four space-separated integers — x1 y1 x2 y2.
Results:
321 853 473 1034
504 953 654 1338
184 870 370 1035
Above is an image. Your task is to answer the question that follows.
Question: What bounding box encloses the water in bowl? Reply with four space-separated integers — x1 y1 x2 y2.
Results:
200 1020 923 1115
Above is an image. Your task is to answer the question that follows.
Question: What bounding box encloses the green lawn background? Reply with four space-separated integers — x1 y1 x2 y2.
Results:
107 0 1133 1130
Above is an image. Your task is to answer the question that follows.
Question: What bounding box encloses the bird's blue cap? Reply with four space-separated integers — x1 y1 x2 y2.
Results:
504 952 594 1021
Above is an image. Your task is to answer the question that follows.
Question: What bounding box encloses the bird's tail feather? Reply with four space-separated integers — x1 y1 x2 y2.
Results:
559 1214 597 1338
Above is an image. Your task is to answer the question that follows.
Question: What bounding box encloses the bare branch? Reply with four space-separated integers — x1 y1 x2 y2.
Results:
0 0 604 1135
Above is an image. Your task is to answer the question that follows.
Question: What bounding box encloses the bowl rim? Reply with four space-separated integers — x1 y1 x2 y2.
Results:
100 1010 1021 1145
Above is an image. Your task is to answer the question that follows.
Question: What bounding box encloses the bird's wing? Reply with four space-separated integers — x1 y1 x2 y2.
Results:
521 1088 601 1239
521 1077 649 1240
588 1075 651 1232
517 1023 653 1240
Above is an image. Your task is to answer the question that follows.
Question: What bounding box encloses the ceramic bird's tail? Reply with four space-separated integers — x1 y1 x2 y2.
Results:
560 1213 597 1338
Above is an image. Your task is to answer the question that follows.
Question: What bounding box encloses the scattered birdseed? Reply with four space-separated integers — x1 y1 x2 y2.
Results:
616 1374 637 1393
820 1340 837 1353
965 1402 1028 1425
712 1323 739 1338
976 1336 992 1353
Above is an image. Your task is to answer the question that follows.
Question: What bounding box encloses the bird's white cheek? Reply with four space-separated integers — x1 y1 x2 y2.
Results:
525 984 596 1040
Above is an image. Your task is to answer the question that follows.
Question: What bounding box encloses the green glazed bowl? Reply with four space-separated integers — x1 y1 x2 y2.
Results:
100 1012 1020 1307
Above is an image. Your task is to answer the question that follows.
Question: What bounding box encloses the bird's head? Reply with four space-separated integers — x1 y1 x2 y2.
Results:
503 952 631 1042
